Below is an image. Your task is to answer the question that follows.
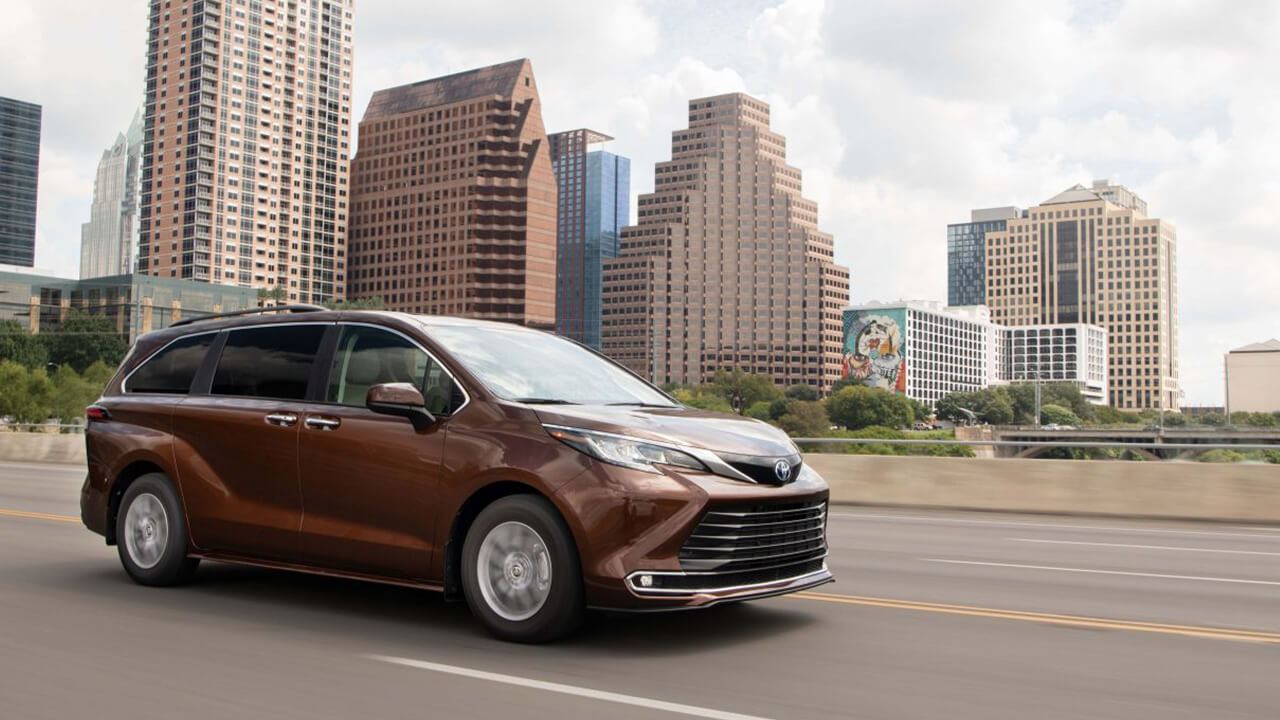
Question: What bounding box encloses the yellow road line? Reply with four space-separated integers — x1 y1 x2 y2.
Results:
791 590 1280 644
3 506 1275 644
0 508 79 523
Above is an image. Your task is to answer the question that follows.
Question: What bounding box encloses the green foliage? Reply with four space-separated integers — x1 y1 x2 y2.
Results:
1160 411 1186 426
805 425 974 457
1006 382 1095 424
828 376 859 394
1232 412 1278 427
775 401 830 437
1198 412 1225 426
0 319 49 368
907 397 933 423
1094 405 1142 425
710 368 782 413
936 387 1013 425
321 296 384 310
744 400 773 421
671 387 734 413
1197 449 1246 464
824 385 914 430
785 384 818 402
767 398 791 420
42 311 128 373
0 359 120 426
1039 404 1081 426
0 361 54 423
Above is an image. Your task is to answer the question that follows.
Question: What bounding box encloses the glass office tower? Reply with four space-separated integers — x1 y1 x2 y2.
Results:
0 96 41 267
550 129 629 348
947 207 1020 307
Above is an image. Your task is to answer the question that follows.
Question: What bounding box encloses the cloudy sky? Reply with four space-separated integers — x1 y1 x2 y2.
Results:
3 0 1277 405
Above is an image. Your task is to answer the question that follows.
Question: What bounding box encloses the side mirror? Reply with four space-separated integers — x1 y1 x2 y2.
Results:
367 382 436 431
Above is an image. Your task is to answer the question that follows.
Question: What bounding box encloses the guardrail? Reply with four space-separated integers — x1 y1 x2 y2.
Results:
792 436 1280 461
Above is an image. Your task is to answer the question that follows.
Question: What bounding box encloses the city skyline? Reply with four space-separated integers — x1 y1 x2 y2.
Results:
4 0 1277 404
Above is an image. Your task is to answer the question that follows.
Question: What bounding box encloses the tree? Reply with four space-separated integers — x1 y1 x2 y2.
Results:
82 360 116 392
256 286 287 306
785 384 818 402
0 319 48 369
936 387 1012 425
1094 405 1140 425
710 369 782 414
907 397 933 424
49 365 98 425
1039 403 1081 426
41 311 128 373
671 387 734 414
744 401 772 421
767 398 791 420
0 361 53 423
775 401 830 437
829 376 859 394
825 385 913 430
322 296 384 310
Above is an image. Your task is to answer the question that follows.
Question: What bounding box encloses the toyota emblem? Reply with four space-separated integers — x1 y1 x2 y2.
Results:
773 459 792 483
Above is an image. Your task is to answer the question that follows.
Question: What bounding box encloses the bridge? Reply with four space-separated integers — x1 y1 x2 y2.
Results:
964 426 1280 460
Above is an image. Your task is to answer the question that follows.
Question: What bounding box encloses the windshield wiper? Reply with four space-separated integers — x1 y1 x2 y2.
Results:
512 397 580 405
605 402 678 408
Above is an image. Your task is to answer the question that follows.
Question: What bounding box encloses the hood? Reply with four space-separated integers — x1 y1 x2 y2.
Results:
532 404 797 458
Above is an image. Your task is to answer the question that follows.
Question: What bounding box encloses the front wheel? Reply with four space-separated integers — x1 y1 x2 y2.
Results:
115 473 199 586
461 495 584 643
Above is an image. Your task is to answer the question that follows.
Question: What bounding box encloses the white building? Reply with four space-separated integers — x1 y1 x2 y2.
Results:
80 110 143 279
1226 340 1280 414
1008 324 1109 404
842 301 1108 408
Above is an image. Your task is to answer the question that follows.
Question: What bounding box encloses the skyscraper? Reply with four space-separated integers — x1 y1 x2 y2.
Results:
0 96 41 267
347 59 557 328
81 110 144 279
981 180 1178 410
601 93 850 393
947 206 1020 306
137 0 354 302
549 129 630 347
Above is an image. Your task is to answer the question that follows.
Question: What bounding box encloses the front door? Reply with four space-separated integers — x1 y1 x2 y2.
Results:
296 324 463 580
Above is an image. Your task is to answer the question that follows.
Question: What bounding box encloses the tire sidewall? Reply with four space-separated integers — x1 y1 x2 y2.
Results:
461 495 584 643
115 473 192 586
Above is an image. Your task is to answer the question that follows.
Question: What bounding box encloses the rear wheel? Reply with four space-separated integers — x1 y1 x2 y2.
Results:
116 473 199 586
461 495 584 643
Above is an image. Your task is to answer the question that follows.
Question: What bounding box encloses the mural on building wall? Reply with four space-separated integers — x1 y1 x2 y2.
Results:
842 309 907 393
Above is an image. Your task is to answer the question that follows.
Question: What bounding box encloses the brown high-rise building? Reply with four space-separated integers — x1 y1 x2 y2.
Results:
980 180 1179 410
346 59 557 327
601 93 850 393
137 0 354 303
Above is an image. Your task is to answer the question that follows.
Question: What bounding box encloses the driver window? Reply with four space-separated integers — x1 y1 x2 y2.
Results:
327 326 461 414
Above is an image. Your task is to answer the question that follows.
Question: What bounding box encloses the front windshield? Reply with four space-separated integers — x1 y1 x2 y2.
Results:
426 324 676 406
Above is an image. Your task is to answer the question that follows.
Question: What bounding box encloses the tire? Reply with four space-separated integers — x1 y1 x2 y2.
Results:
115 473 199 586
461 495 584 643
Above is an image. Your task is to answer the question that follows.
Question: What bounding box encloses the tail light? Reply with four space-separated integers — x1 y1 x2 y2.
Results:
85 405 111 421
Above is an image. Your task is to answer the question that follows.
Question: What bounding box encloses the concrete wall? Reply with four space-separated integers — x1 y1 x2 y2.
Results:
2 434 1278 523
806 454 1280 523
0 433 86 465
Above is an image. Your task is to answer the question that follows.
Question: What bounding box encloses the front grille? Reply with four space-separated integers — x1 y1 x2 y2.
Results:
720 453 802 486
677 498 827 581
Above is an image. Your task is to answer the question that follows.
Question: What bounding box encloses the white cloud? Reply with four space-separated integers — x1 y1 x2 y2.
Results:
4 0 1275 405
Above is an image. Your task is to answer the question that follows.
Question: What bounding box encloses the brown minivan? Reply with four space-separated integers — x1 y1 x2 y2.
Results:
80 306 832 641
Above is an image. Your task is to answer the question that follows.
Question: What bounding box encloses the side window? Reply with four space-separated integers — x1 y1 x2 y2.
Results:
327 326 463 414
126 333 216 394
211 325 326 400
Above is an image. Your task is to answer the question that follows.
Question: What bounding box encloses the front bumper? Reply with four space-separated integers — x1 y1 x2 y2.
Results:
554 460 832 610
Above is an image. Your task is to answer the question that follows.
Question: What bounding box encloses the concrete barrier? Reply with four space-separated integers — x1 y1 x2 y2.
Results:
2 434 1278 523
0 433 86 465
806 453 1280 523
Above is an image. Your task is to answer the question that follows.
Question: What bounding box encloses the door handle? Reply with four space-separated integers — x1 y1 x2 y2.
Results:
264 412 298 427
304 416 341 431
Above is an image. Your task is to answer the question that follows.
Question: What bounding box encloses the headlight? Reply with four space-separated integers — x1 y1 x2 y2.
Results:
544 425 708 474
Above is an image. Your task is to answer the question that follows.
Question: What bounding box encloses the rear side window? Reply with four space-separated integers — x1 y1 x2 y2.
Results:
212 325 325 400
126 334 216 394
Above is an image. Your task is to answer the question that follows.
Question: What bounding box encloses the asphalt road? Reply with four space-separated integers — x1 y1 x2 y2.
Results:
1 460 1277 720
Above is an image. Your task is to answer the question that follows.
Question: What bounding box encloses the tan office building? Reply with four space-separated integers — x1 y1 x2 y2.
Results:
601 93 850 393
137 0 354 303
347 59 557 328
1226 340 1280 414
981 180 1179 410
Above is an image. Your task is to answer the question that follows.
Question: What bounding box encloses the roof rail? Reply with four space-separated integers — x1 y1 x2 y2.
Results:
169 304 328 328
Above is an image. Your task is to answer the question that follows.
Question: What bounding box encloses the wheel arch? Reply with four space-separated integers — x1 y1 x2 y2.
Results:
105 460 169 545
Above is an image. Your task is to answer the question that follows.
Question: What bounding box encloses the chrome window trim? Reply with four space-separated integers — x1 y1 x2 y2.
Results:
326 321 472 418
540 423 755 483
624 564 831 597
120 328 224 395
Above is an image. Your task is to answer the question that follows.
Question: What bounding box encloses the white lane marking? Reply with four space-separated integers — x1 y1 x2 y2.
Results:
366 655 776 720
830 511 1280 540
924 558 1280 586
1009 537 1280 556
